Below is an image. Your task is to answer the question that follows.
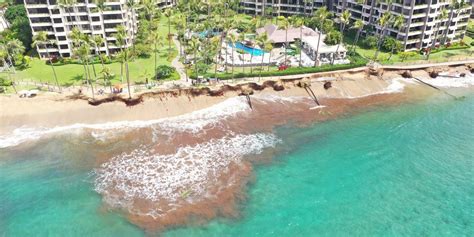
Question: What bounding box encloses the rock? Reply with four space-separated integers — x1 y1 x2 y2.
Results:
401 70 412 78
460 73 466 77
323 81 332 90
429 70 439 78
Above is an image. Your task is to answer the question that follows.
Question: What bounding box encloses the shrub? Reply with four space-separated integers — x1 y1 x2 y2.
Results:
0 77 13 87
155 65 176 79
362 36 378 49
134 43 152 58
324 30 342 45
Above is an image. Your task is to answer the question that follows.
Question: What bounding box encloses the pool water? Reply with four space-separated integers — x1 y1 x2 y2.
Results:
231 42 265 56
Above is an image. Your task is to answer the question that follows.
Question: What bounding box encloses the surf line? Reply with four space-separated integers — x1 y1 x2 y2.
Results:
412 77 461 100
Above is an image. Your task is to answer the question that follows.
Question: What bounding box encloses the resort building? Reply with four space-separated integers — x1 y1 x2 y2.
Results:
240 1 472 52
24 0 175 58
0 8 9 32
240 0 331 16
256 24 318 46
335 0 472 51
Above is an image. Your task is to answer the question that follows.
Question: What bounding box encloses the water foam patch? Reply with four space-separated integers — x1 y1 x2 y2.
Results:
425 74 474 88
93 133 280 216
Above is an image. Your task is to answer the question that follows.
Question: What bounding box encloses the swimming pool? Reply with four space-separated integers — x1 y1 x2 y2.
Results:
231 42 265 56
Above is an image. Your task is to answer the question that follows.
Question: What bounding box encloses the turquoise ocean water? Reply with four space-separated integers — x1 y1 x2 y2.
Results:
1 93 473 236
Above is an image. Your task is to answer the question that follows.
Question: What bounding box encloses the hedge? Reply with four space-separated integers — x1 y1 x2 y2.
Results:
191 54 368 80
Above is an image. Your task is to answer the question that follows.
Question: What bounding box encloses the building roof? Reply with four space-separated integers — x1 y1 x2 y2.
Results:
302 36 347 54
256 24 318 44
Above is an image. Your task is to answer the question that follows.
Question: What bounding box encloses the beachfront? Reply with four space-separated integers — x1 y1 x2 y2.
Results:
1 0 474 235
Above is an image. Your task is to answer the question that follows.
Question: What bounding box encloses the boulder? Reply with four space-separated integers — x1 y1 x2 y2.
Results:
401 70 412 78
323 81 332 90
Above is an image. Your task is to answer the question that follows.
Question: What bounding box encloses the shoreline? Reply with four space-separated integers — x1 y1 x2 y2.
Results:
1 63 474 232
1 62 473 138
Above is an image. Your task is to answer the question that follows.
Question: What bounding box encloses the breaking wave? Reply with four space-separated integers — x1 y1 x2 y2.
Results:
93 133 281 218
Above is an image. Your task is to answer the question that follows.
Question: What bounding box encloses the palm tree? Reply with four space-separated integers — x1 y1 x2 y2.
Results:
189 36 201 78
368 0 380 26
113 25 127 83
373 12 392 61
92 35 106 68
388 15 404 60
32 31 61 92
148 30 164 80
442 0 461 45
93 0 110 55
313 7 330 67
227 33 238 80
0 45 17 93
264 41 273 72
75 43 95 99
101 66 113 92
332 10 350 65
350 19 364 53
291 16 305 67
6 39 25 74
249 17 263 74
57 0 77 28
277 16 290 65
427 8 448 60
256 32 270 81
126 0 139 47
164 8 173 57
238 32 247 74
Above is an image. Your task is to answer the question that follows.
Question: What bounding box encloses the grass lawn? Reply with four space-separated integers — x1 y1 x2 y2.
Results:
6 16 179 87
345 33 474 65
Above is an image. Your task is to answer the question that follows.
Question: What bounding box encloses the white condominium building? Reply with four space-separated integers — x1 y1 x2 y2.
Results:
335 0 472 51
25 0 175 58
240 0 330 16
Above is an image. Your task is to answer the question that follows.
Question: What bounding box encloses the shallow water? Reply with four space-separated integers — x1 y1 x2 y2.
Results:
1 92 473 236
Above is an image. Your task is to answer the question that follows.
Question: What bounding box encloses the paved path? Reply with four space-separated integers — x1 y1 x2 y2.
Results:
381 59 474 70
170 36 190 86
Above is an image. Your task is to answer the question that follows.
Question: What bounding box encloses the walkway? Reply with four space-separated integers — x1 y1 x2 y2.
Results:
382 59 474 70
171 36 190 86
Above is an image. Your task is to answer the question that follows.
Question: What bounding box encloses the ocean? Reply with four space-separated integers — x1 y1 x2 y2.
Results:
1 79 473 236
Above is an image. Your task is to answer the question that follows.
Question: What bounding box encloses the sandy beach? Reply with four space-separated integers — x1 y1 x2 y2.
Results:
2 63 472 134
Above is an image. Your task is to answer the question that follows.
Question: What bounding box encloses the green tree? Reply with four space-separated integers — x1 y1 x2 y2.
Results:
164 8 173 57
32 31 61 92
291 16 305 67
6 38 25 72
75 43 95 99
427 8 448 60
332 10 350 65
388 15 404 60
350 19 364 53
113 25 127 83
312 6 331 67
148 30 164 80
374 12 392 61
227 33 238 79
256 32 270 80
277 16 291 65
0 45 17 93
92 0 110 54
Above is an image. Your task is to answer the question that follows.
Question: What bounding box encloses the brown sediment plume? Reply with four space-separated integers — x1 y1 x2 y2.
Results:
126 161 253 232
93 89 421 233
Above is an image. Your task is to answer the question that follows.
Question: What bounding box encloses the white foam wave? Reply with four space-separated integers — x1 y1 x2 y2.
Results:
93 133 280 216
344 78 408 99
422 74 474 88
0 97 250 148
